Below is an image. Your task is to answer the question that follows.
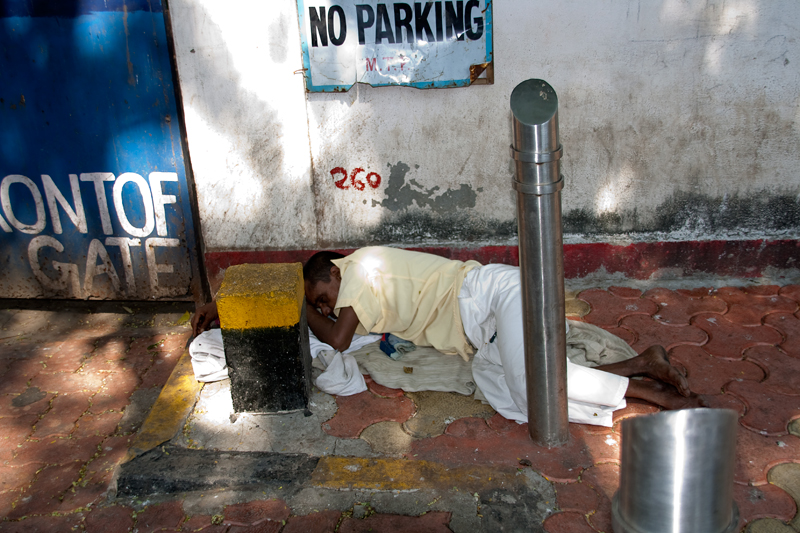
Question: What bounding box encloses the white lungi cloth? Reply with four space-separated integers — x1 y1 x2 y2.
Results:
458 264 629 427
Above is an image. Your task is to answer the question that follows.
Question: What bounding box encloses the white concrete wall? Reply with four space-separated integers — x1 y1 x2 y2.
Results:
169 0 800 252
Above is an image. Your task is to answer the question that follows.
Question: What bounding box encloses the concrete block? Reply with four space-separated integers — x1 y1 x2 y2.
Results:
217 263 311 413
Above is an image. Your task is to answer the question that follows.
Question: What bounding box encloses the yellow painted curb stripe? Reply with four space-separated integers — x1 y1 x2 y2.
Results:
311 456 528 492
123 349 203 462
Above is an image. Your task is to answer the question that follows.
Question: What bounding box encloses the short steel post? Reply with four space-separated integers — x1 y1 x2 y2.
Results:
510 79 569 447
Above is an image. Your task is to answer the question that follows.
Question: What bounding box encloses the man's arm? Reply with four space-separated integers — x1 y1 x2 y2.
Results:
306 303 360 352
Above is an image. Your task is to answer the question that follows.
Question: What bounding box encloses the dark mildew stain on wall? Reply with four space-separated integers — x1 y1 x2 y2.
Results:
563 191 800 235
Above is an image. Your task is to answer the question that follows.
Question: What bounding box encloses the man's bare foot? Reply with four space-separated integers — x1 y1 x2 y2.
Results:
635 346 691 397
626 379 709 410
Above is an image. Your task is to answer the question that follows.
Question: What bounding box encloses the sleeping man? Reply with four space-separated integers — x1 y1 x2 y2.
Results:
193 246 707 427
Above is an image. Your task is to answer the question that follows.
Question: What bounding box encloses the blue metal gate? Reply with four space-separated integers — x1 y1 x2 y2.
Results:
0 0 200 300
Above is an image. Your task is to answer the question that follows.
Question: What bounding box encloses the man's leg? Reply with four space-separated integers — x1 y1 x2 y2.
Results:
596 345 709 408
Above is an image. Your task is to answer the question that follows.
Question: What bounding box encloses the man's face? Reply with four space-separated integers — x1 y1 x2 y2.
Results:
305 266 341 318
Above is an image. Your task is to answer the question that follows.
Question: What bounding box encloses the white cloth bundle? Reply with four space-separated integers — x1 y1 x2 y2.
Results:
188 329 228 382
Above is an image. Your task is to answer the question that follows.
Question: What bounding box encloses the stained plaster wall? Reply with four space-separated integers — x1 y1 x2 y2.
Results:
168 0 800 254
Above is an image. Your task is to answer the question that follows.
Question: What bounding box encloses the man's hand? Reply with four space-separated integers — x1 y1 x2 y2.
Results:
191 301 219 336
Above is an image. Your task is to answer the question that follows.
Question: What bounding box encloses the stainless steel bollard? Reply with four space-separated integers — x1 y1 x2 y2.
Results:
613 409 740 533
510 79 568 447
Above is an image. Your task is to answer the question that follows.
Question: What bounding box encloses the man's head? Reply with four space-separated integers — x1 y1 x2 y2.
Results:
303 251 344 317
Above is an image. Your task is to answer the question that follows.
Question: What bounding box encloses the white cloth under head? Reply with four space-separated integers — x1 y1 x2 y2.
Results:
189 329 228 382
308 329 380 395
459 264 629 427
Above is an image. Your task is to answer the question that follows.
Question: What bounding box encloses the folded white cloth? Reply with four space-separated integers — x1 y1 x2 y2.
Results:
313 350 367 396
189 329 228 382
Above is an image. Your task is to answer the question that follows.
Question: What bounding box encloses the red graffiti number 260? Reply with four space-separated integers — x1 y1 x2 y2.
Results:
331 167 381 190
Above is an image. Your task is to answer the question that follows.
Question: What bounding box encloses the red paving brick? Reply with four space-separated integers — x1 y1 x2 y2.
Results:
323 391 415 438
0 462 42 493
29 368 107 393
13 434 104 466
554 481 599 513
734 483 798 525
32 390 94 438
338 511 452 533
717 287 798 326
283 510 342 533
725 380 800 436
601 325 637 346
139 350 182 389
692 313 783 360
580 463 618 533
578 289 658 328
608 286 644 299
543 511 597 533
7 461 84 518
668 345 764 395
73 410 124 438
364 375 405 398
85 505 136 532
0 513 85 532
135 500 187 531
619 314 707 353
779 284 800 303
745 345 800 396
643 287 728 325
410 415 596 482
735 430 800 486
223 499 290 526
0 389 53 418
763 312 800 358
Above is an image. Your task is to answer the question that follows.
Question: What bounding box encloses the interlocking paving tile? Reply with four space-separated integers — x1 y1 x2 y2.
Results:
410 415 597 483
744 345 800 396
725 380 800 436
542 511 597 533
767 462 800 531
580 463 619 533
643 287 728 326
669 345 765 395
779 285 800 304
0 513 84 532
734 483 797 526
0 388 53 418
693 313 783 360
73 411 124 438
364 375 404 398
223 499 290 526
32 390 93 438
323 391 415 438
717 287 798 326
578 289 658 328
554 480 599 513
0 416 38 462
13 434 104 466
734 430 800 486
608 286 644 299
283 510 343 533
135 500 187 531
6 461 83 518
0 462 41 493
403 390 495 439
619 314 707 353
338 511 452 533
360 421 414 455
763 312 800 358
84 505 136 533
602 326 637 347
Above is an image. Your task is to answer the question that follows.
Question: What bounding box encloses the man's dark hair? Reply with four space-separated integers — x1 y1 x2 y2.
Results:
303 251 345 285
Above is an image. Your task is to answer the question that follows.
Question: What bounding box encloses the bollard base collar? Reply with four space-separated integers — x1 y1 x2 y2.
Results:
512 176 564 196
611 492 740 533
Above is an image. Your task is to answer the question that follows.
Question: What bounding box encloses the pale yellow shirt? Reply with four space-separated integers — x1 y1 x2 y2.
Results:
332 247 481 361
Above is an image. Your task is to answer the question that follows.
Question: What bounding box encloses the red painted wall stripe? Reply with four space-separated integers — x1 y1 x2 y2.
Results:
204 239 799 292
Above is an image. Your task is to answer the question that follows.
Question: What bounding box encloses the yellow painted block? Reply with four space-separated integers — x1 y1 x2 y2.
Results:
311 456 532 493
217 263 304 330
